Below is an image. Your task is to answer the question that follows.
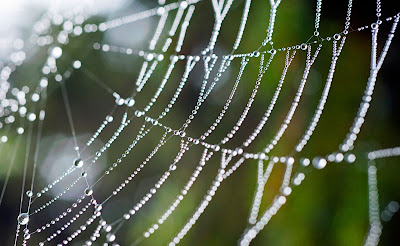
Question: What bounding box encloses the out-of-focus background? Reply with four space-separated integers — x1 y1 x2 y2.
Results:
0 0 400 245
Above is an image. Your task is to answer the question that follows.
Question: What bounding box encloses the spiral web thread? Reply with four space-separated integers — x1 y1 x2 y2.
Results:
0 0 399 245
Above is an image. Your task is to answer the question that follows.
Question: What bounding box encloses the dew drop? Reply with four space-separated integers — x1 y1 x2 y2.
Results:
17 213 29 225
106 233 116 242
84 188 93 196
26 190 33 197
74 158 83 168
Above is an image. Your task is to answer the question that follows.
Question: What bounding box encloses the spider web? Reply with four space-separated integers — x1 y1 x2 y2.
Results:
0 0 400 245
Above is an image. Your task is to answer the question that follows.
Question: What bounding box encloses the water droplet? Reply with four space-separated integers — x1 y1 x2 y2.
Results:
106 115 113 122
313 157 327 169
106 233 116 242
333 34 341 40
125 98 135 107
95 204 103 211
84 188 93 196
115 98 125 105
26 190 33 197
50 47 62 59
300 158 310 166
73 60 81 69
17 213 29 225
345 153 356 163
74 158 83 168
107 233 115 242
